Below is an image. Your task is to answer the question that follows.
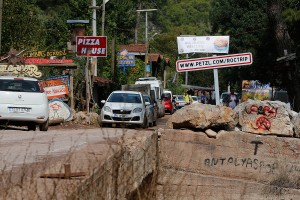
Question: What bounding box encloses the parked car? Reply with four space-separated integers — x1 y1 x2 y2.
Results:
99 91 149 128
191 96 199 104
0 76 49 131
143 94 157 127
162 90 174 114
173 95 186 109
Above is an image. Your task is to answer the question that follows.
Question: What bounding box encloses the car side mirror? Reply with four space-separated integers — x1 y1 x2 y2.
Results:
145 102 150 106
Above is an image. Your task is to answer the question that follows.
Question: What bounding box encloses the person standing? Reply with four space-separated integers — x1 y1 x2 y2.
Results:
184 92 190 105
184 92 193 105
228 88 239 109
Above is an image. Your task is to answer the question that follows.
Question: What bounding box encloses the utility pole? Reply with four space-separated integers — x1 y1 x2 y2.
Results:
0 0 3 54
136 9 157 77
91 0 98 76
101 0 106 36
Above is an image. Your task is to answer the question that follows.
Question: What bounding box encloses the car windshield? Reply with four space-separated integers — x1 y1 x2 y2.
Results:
143 95 152 104
0 79 41 92
162 93 171 100
108 93 142 103
176 95 184 101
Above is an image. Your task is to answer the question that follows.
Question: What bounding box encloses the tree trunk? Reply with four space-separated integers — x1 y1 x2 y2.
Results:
267 0 300 111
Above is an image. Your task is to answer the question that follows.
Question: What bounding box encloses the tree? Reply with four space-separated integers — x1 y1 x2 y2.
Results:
210 0 274 92
267 0 300 111
2 0 45 53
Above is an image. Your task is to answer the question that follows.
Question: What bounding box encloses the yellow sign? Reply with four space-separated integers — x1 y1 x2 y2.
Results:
0 65 42 78
23 50 67 58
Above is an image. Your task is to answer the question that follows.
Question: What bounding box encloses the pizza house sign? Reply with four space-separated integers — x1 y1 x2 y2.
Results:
76 36 107 57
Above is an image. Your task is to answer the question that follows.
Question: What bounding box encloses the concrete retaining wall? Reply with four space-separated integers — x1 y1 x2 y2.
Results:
73 131 158 199
158 129 300 199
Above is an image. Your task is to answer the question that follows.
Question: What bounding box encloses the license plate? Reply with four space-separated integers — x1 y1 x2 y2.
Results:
8 107 32 113
114 114 128 118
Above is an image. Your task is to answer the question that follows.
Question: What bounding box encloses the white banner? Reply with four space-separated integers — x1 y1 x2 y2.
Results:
177 36 230 54
176 53 252 72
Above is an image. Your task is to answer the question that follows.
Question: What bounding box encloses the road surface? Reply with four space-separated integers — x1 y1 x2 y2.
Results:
0 114 170 172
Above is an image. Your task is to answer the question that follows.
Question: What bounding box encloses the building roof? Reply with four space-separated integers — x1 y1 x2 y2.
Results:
148 53 161 62
118 44 147 54
117 44 169 63
93 76 112 84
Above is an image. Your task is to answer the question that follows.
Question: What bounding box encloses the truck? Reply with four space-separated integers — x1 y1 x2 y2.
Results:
135 77 165 117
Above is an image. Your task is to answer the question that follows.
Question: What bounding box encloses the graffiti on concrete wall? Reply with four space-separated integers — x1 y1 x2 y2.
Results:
204 157 278 174
246 104 278 130
204 140 300 174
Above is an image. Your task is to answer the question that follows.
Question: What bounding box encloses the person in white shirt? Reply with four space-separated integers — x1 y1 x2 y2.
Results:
228 88 239 109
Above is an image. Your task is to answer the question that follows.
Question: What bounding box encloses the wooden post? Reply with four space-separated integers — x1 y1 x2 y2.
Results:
70 69 74 110
85 55 90 113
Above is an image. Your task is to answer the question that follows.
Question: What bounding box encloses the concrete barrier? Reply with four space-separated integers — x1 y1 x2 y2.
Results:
73 131 158 199
158 129 300 199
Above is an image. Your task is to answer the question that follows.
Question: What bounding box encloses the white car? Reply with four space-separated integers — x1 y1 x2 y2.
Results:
0 76 49 131
191 96 199 104
99 91 149 128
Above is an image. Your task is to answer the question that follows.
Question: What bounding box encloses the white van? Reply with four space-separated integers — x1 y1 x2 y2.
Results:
135 77 165 117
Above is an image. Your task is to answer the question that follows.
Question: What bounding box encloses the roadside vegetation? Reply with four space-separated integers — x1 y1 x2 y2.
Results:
2 0 300 111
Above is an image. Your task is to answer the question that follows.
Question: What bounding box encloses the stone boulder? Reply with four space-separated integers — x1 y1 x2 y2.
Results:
74 111 99 125
236 99 294 136
293 113 300 138
166 103 235 131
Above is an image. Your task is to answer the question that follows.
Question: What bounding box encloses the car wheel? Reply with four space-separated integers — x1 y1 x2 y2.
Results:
153 120 157 126
141 116 148 129
170 108 174 115
28 124 36 131
39 119 49 131
149 122 153 127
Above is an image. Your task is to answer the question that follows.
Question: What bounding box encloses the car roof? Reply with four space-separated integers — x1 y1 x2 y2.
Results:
0 76 38 81
112 90 141 94
221 92 239 95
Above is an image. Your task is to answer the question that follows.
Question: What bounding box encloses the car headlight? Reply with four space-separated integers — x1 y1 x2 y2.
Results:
133 107 143 113
103 106 112 113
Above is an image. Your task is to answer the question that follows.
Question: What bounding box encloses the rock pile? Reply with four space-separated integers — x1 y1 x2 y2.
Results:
73 111 99 126
167 100 300 138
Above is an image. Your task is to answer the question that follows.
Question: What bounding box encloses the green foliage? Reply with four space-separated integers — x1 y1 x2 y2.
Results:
210 0 277 90
165 72 185 95
157 0 211 35
2 0 45 52
3 0 300 110
116 58 145 86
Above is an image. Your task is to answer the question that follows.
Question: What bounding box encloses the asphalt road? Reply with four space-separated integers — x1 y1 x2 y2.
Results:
0 114 170 172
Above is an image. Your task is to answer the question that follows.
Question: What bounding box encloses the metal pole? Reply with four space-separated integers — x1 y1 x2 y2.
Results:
92 0 97 76
0 0 3 54
136 9 157 78
145 12 148 77
214 69 220 105
101 0 105 36
185 54 188 85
